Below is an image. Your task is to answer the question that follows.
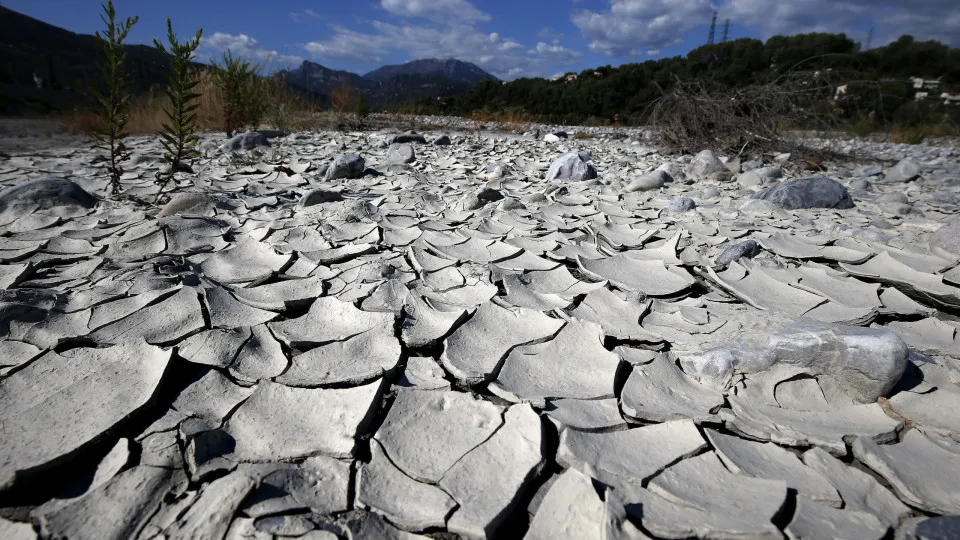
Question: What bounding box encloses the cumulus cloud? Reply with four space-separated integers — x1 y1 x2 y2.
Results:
572 0 960 58
302 19 581 79
289 9 323 24
303 25 390 62
531 41 583 63
572 0 713 56
725 0 960 46
380 0 490 24
200 32 303 65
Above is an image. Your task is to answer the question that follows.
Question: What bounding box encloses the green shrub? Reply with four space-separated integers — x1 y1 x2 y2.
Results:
153 18 203 200
211 51 269 136
91 0 138 197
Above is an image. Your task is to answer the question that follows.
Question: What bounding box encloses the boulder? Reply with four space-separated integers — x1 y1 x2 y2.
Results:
685 150 727 178
625 170 668 192
882 158 920 183
433 135 452 146
752 176 854 209
299 188 344 207
386 144 415 164
545 152 597 182
0 177 96 215
324 154 365 180
388 132 426 144
679 321 909 403
222 132 270 151
737 171 764 187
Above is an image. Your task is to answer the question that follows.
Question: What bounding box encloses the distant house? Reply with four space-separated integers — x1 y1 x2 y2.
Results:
942 92 960 105
911 76 941 90
834 84 848 101
915 91 929 101
564 73 578 82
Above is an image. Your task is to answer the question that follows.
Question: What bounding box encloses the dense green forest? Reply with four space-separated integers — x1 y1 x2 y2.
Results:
420 33 960 129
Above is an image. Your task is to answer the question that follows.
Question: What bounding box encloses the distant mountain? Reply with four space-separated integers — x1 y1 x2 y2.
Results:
280 61 375 96
0 5 193 113
279 58 498 108
364 58 499 85
0 5 499 114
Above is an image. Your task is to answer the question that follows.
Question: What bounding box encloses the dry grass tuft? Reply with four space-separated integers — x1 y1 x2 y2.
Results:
62 68 323 135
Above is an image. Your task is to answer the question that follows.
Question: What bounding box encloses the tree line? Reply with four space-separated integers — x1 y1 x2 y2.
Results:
417 33 960 130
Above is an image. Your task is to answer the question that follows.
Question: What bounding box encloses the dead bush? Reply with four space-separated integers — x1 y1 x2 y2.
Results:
649 67 853 155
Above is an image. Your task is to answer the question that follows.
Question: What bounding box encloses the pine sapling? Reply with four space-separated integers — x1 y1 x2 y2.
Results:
92 0 138 197
213 51 254 137
153 18 203 201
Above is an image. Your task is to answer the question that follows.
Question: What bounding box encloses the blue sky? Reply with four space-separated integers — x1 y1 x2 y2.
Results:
7 1 959 80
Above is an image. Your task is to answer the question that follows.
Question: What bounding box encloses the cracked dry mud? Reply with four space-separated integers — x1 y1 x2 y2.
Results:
0 121 959 539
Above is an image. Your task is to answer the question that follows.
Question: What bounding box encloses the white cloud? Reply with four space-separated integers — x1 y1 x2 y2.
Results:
572 0 713 56
725 0 960 46
531 41 583 63
200 32 303 65
571 0 960 58
380 0 490 23
302 20 582 79
303 25 390 62
289 9 323 24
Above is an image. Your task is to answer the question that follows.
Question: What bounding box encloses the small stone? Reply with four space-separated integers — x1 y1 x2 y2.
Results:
433 135 451 145
157 193 221 217
685 149 727 178
662 196 696 213
324 154 365 180
624 170 667 192
387 143 416 164
300 188 344 206
389 132 427 144
545 152 597 182
222 131 270 151
715 239 760 268
883 158 920 182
